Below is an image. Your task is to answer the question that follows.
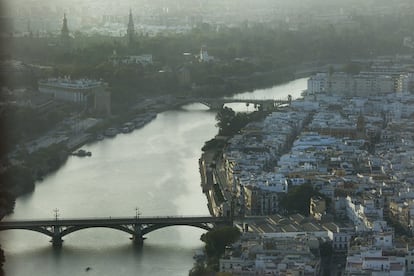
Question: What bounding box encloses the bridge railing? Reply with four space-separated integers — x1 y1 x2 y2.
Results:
0 215 230 223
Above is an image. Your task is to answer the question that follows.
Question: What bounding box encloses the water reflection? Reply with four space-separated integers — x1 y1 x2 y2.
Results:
1 78 307 276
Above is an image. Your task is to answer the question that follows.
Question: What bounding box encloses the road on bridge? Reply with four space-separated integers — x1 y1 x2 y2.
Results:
0 216 229 228
0 215 234 247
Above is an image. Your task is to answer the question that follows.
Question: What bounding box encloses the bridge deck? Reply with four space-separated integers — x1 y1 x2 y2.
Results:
0 216 233 246
0 216 230 228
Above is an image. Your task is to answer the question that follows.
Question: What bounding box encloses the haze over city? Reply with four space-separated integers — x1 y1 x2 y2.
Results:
1 0 414 275
2 0 414 33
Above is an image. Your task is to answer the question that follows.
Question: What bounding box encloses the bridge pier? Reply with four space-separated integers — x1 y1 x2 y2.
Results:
131 235 145 246
131 224 145 246
51 236 63 247
50 225 63 247
0 216 232 247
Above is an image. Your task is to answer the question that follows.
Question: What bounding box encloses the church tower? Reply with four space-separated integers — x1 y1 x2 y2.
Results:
126 9 135 47
61 13 71 49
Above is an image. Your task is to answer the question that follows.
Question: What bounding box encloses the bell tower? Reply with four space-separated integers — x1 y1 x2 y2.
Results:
126 9 135 47
61 13 71 50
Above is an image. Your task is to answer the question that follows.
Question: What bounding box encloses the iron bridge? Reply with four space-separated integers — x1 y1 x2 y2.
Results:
0 216 232 247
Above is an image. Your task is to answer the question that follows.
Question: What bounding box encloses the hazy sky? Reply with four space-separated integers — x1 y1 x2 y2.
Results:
2 0 413 32
3 0 410 15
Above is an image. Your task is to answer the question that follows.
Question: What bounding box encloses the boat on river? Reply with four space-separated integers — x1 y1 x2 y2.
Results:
121 122 135 133
132 112 157 128
72 149 92 157
104 128 118 137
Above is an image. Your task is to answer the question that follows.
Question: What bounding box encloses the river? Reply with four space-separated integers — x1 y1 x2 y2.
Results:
1 78 307 276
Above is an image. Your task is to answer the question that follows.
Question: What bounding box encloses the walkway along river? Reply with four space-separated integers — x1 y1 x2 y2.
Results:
0 78 307 276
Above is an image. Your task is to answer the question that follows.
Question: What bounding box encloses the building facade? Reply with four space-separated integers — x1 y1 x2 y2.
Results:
38 77 111 115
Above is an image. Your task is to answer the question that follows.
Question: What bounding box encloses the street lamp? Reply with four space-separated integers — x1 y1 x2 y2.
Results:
53 208 59 221
135 207 141 220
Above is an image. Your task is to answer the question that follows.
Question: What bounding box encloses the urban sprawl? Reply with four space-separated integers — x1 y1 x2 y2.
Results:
200 55 414 275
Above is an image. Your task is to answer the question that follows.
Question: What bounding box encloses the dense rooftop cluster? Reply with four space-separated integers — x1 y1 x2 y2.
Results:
211 55 414 275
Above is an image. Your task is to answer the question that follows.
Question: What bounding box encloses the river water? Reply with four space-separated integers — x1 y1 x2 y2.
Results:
1 78 307 276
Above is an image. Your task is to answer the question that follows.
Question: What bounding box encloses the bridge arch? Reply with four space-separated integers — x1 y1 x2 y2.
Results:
141 222 213 236
0 216 232 246
0 226 54 237
0 223 214 240
194 98 290 111
59 225 135 238
194 101 222 110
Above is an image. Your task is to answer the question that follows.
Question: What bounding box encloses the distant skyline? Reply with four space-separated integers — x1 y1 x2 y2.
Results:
1 0 413 34
3 0 413 14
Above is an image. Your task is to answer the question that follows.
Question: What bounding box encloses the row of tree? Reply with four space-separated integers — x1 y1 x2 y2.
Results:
215 106 269 136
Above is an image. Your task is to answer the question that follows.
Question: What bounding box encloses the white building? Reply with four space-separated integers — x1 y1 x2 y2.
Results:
345 196 384 232
354 74 394 96
329 72 352 95
307 73 327 94
323 222 354 252
307 72 395 96
220 234 320 275
373 231 394 249
397 72 414 94
110 53 153 66
199 46 214 62
38 77 110 115
346 248 405 276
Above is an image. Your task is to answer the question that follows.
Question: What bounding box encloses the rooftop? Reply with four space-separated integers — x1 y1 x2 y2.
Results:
38 77 107 89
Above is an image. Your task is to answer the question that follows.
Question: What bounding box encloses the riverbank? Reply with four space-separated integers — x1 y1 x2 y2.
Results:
1 77 309 276
1 74 307 212
199 112 271 218
197 77 312 218
0 110 164 220
3 75 311 221
0 101 221 276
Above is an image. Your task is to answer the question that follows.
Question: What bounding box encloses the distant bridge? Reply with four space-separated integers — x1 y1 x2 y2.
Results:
0 216 232 247
179 96 292 111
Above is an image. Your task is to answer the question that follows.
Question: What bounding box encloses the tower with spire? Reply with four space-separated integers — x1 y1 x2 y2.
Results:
126 9 135 47
60 13 71 50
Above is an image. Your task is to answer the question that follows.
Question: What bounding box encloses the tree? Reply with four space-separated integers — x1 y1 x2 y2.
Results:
215 107 235 135
189 263 214 276
200 226 241 271
215 107 255 136
342 63 361 75
280 184 324 216
0 190 16 217
0 165 34 196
